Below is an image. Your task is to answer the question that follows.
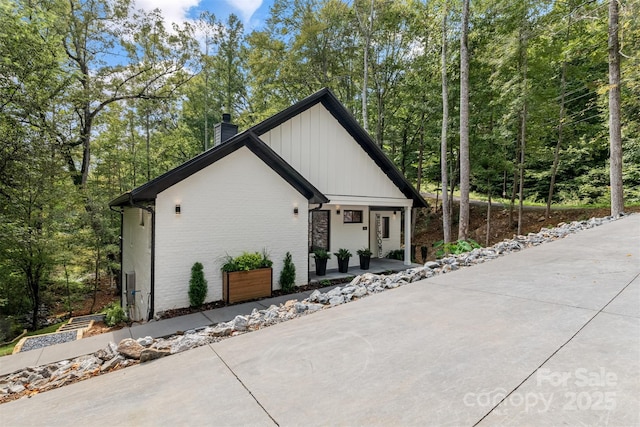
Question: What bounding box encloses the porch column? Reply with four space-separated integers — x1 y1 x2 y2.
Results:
404 206 411 265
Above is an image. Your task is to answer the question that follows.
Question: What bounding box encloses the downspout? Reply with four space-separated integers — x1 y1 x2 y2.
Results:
129 194 156 321
109 205 124 310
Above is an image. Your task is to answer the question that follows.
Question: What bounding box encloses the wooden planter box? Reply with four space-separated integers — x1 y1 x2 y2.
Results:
223 268 272 304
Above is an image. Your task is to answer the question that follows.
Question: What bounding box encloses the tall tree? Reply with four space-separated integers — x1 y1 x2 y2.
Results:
354 0 375 132
458 0 470 240
608 0 624 215
440 1 451 244
53 0 195 187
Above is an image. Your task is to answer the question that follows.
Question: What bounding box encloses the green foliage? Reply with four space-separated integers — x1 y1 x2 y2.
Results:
385 249 404 260
333 248 352 260
103 303 127 327
434 239 482 259
313 249 331 261
320 279 331 286
221 251 273 272
279 252 296 292
0 316 23 343
357 248 372 257
189 262 208 307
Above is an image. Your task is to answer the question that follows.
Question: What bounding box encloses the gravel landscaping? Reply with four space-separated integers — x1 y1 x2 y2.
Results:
18 331 79 353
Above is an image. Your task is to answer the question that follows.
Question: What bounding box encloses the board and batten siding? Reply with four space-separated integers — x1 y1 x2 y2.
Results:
259 103 408 204
153 146 309 314
121 207 153 322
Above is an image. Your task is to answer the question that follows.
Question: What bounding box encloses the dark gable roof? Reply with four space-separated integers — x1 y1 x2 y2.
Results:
251 88 428 208
110 131 328 207
110 88 427 209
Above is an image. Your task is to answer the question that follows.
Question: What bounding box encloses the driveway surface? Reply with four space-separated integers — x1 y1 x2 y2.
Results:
1 215 638 426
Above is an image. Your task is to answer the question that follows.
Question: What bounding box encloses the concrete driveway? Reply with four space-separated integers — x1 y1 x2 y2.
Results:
1 215 638 426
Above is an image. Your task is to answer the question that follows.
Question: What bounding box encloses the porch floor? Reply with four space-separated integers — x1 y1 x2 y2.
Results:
309 258 422 283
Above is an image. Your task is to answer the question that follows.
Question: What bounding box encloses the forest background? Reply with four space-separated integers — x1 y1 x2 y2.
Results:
1 0 638 334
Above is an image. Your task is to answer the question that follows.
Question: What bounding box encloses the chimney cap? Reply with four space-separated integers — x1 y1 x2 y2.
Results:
222 113 231 123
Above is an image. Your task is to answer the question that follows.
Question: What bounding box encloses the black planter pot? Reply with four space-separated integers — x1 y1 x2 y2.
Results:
315 258 328 276
359 254 371 270
337 258 349 273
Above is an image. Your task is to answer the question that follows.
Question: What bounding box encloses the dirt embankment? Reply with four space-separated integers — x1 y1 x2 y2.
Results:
413 198 639 261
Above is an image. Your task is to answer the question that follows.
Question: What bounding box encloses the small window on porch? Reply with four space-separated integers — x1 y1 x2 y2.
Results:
343 210 363 223
382 216 390 238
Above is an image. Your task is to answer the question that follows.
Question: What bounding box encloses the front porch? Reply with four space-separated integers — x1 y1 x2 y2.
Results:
309 258 422 283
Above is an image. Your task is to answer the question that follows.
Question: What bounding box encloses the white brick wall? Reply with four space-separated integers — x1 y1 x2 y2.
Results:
153 146 309 314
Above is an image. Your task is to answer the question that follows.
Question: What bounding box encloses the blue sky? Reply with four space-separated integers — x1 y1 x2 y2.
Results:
134 0 276 32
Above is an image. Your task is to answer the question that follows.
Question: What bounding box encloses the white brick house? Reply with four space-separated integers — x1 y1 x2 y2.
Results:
110 88 427 321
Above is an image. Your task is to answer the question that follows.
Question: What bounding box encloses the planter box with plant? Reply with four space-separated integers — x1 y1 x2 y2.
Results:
334 248 352 273
357 248 372 270
313 249 331 276
221 251 273 304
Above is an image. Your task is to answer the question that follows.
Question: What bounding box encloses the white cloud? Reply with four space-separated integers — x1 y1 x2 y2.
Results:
134 0 200 24
225 0 262 21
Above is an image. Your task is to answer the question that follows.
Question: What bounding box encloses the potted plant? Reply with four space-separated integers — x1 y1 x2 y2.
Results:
313 248 331 276
333 248 352 273
357 248 372 270
221 250 273 304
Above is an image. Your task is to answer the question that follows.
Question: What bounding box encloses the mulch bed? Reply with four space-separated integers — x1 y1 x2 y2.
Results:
156 277 350 320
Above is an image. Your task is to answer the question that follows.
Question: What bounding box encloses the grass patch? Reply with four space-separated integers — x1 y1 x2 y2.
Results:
0 323 64 357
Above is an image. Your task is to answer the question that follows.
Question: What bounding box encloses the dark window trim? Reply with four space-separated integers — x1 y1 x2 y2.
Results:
343 209 363 223
382 216 390 238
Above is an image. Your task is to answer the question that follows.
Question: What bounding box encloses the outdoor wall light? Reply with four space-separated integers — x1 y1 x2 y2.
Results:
293 207 299 215
336 209 341 215
175 204 181 215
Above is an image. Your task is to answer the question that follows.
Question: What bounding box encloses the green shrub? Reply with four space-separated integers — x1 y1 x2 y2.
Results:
189 262 208 307
279 252 296 292
385 249 404 260
333 248 352 260
103 303 126 327
221 250 273 272
357 248 372 257
433 239 482 259
313 248 331 260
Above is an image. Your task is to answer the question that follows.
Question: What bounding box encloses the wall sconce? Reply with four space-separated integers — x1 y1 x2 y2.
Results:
336 209 341 215
175 204 181 215
293 207 299 216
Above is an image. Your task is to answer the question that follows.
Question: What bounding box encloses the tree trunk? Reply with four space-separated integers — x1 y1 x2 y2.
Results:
64 261 73 318
517 25 528 236
458 0 470 241
90 242 100 314
486 184 492 247
509 163 517 227
546 24 570 219
608 0 624 216
440 3 451 244
358 0 375 133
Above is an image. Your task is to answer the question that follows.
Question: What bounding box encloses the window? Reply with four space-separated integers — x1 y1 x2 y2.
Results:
382 216 390 238
309 210 330 251
343 210 363 223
